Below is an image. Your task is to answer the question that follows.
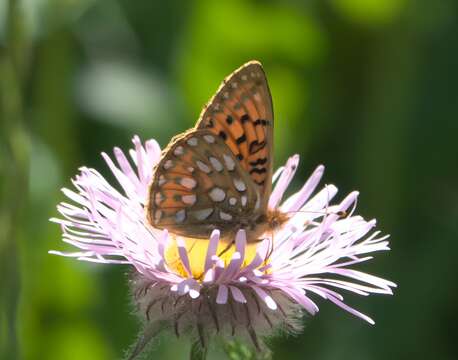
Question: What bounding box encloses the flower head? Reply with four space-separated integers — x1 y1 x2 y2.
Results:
50 136 396 354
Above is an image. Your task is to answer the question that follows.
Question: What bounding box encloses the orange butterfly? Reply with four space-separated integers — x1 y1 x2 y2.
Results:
146 61 288 243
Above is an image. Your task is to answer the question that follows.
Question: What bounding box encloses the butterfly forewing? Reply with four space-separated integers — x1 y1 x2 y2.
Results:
147 130 260 239
195 61 274 211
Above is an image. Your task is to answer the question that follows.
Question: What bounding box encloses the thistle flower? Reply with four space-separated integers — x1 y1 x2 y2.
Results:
50 135 396 358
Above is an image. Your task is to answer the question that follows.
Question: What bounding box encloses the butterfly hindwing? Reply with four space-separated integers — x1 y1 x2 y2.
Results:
147 130 261 239
195 61 274 211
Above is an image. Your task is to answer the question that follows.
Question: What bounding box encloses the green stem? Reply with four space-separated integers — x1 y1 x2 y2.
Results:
190 341 207 360
222 340 272 360
0 0 29 359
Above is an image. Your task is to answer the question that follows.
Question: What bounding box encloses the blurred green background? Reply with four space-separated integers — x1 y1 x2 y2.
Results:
1 0 457 359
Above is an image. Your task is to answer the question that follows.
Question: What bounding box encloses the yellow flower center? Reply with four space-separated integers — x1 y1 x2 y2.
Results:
164 236 263 280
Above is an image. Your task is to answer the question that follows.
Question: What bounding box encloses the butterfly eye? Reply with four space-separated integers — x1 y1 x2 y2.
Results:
337 210 348 219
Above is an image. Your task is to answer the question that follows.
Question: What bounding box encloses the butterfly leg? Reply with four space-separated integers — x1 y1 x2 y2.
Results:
217 239 235 258
264 231 274 263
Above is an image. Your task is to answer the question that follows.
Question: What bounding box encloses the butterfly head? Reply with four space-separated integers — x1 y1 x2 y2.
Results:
265 209 290 232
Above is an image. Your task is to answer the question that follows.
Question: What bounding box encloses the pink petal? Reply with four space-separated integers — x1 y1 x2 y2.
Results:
204 230 220 271
252 286 277 310
268 155 300 210
281 165 324 212
229 285 247 303
216 284 228 304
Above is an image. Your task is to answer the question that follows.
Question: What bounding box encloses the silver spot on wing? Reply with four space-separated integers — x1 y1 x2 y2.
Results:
191 208 214 221
187 137 198 146
196 160 211 174
175 209 186 223
204 135 215 143
209 157 223 172
180 178 197 189
223 154 235 171
182 194 196 205
174 146 184 156
209 187 226 202
219 211 232 221
233 178 246 192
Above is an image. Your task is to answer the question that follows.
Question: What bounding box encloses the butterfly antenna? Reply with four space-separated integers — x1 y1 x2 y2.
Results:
283 209 348 219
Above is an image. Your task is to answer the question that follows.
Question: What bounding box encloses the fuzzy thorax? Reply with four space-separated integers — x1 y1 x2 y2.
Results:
248 209 290 239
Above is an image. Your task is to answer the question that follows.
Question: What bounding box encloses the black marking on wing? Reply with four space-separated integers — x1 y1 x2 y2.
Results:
253 119 270 126
249 140 266 154
236 134 247 144
240 114 250 123
249 158 267 166
249 168 267 174
219 131 227 140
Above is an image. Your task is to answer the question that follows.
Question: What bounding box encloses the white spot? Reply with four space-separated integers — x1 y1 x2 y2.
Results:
174 146 184 156
241 75 248 81
154 210 162 223
223 91 229 99
220 211 232 221
192 208 214 220
231 82 238 89
175 209 186 223
250 72 255 78
213 104 220 111
233 178 246 192
182 194 196 205
180 178 197 189
241 196 247 206
229 197 237 206
158 175 166 186
196 160 211 174
209 187 226 202
187 137 198 146
223 154 235 171
163 160 173 170
209 157 223 172
187 166 195 173
155 192 164 205
204 135 215 143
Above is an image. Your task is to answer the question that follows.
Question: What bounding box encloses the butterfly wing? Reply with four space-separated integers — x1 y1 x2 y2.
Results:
146 130 261 239
195 61 273 214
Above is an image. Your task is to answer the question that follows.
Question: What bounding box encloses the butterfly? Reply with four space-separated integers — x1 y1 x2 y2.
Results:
146 61 288 244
